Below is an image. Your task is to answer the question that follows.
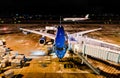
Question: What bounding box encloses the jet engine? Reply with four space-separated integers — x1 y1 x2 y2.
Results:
39 36 46 44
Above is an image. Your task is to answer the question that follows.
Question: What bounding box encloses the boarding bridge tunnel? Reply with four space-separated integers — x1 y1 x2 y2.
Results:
69 36 120 75
71 36 120 64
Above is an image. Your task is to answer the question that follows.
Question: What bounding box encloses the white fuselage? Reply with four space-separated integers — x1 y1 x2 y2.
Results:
63 18 88 21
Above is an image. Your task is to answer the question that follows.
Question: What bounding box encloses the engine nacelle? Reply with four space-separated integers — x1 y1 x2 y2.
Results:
39 36 46 44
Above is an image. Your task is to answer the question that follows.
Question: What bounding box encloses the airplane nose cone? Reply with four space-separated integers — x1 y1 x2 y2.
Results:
55 50 66 59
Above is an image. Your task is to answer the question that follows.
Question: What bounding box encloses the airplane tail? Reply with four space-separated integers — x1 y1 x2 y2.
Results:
85 14 89 18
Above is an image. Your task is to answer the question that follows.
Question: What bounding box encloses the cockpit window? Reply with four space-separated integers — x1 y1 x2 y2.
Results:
56 47 64 50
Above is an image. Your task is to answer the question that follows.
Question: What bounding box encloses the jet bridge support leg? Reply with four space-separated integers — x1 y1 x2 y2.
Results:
77 53 100 75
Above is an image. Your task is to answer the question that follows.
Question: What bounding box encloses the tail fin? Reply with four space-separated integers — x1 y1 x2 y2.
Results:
85 14 89 18
59 16 62 26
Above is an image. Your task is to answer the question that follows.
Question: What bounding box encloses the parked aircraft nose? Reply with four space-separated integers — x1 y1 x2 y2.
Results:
55 49 66 59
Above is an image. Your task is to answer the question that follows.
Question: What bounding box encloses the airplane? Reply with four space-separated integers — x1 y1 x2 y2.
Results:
63 14 89 21
19 25 101 60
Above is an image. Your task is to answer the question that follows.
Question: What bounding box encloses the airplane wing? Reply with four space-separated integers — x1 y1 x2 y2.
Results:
20 27 101 41
19 28 55 40
71 28 102 36
67 28 102 44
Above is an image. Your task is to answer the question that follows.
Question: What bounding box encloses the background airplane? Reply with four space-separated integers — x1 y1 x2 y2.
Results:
20 25 101 60
63 14 89 21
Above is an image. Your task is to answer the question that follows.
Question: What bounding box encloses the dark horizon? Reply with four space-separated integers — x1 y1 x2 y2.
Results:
0 0 120 16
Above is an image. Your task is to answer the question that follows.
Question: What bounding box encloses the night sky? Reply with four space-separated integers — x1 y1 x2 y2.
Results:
0 0 120 15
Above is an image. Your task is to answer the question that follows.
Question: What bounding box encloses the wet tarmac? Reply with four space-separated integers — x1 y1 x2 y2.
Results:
0 24 120 78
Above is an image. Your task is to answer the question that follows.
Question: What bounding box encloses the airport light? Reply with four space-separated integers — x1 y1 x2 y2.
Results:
1 20 4 24
18 21 21 23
